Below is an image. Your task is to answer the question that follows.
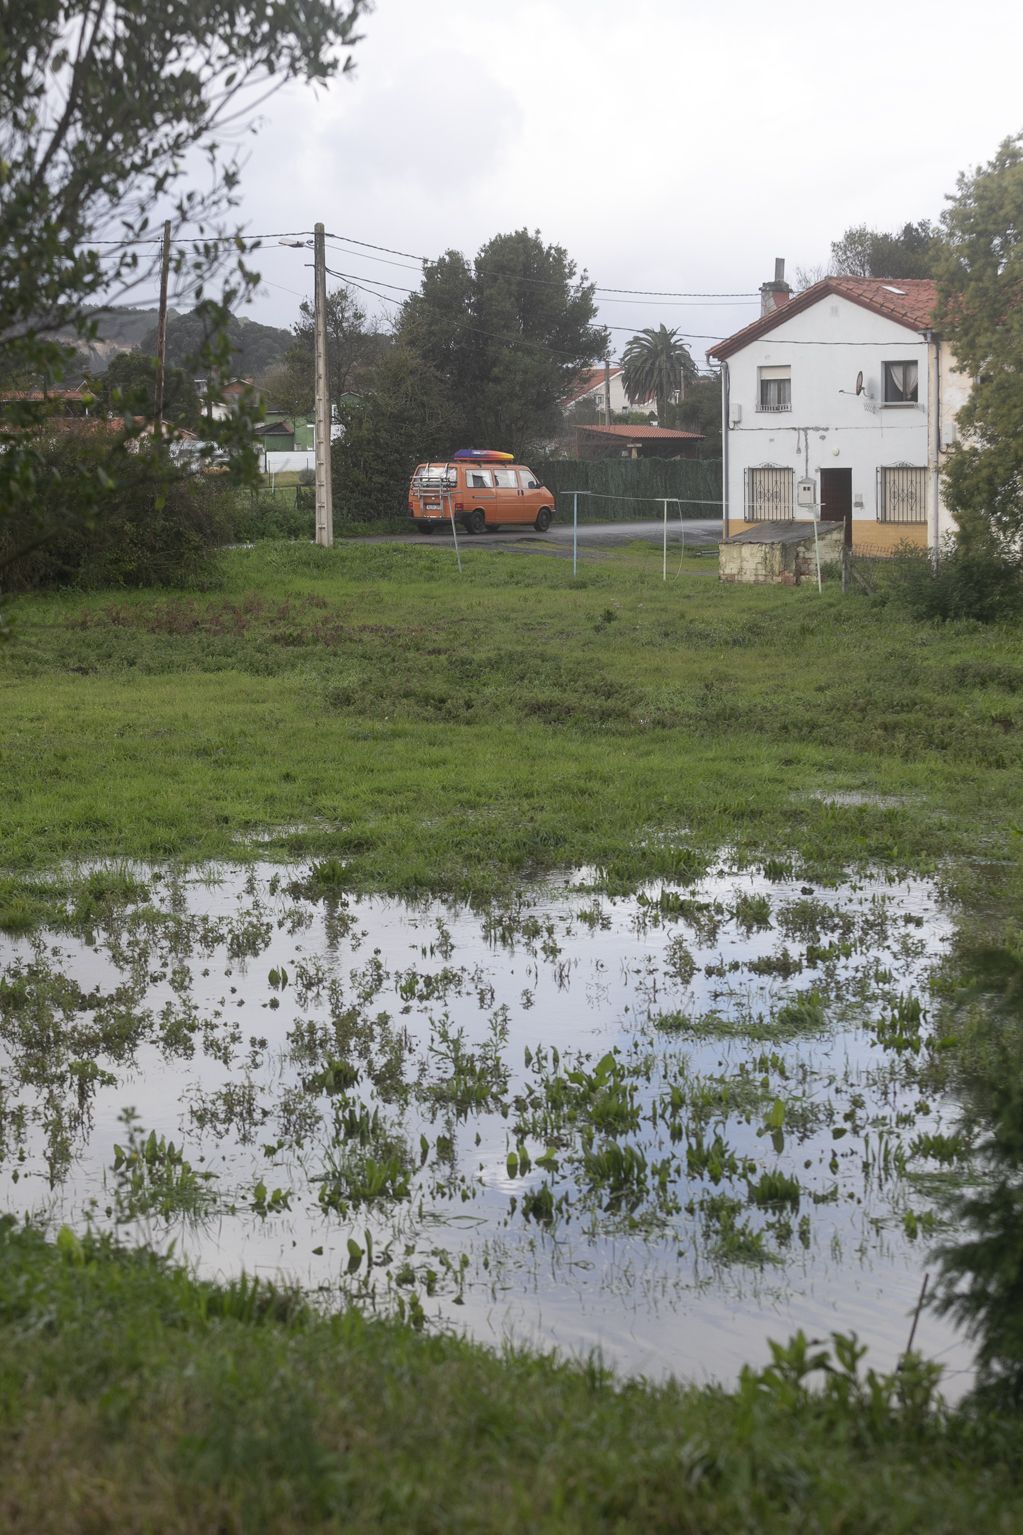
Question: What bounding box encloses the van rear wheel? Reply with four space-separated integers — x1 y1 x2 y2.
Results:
467 508 486 534
534 507 552 532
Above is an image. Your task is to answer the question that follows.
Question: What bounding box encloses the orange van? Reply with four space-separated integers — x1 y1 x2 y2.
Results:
408 454 555 534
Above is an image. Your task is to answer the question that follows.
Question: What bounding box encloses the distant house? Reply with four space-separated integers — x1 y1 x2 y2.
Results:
0 386 95 420
575 424 704 460
562 366 656 419
709 262 968 552
194 376 258 422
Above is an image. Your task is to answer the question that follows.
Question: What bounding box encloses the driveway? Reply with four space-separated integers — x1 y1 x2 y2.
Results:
397 517 723 553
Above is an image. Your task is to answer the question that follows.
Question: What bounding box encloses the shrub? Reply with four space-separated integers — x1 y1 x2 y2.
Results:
2 428 231 590
882 534 1023 624
229 489 313 543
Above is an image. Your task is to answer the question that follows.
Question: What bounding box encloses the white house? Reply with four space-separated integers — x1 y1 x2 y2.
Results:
562 365 654 418
709 264 970 553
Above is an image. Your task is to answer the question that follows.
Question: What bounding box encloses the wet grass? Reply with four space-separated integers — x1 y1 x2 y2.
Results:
4 1218 1023 1533
2 541 1022 904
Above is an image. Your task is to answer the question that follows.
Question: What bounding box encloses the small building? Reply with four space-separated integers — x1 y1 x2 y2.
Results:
719 519 845 585
575 424 704 460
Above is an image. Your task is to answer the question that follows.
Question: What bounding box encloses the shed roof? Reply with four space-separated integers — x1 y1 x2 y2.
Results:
577 424 704 441
723 520 843 545
709 277 938 361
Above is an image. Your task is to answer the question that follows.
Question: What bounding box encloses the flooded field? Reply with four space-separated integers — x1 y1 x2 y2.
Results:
0 858 975 1390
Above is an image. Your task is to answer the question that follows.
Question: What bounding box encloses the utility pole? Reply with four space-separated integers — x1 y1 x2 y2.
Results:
603 357 612 426
153 219 172 446
313 222 334 547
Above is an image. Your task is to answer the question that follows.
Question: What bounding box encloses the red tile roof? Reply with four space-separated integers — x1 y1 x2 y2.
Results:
562 366 623 406
709 277 938 361
577 425 704 440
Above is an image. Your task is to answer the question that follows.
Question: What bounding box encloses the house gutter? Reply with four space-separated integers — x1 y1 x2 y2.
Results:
721 361 730 540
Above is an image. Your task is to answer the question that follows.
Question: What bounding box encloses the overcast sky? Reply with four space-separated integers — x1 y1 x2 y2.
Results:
205 0 1022 367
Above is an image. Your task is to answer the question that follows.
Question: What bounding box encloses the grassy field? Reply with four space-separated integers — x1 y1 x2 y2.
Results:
2 539 1022 907
3 539 1023 1528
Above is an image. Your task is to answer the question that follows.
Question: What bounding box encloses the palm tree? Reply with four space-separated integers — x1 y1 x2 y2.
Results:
620 325 698 424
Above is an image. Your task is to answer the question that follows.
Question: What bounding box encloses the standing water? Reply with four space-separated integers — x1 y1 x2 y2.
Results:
0 858 975 1391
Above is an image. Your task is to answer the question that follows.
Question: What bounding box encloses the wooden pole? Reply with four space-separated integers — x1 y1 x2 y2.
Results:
313 223 334 547
603 358 612 426
153 219 172 446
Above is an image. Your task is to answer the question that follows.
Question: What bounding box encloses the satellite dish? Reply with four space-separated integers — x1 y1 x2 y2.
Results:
855 371 864 395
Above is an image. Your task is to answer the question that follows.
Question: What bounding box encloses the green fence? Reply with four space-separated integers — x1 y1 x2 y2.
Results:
534 458 722 522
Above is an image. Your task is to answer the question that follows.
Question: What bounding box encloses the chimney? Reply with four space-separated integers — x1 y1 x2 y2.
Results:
760 257 792 316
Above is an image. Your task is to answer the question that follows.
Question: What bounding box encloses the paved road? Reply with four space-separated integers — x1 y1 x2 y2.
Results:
398 517 723 552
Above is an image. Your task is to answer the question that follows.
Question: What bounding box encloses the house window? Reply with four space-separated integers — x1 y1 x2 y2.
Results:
758 366 791 412
746 466 794 521
883 361 918 404
879 465 927 523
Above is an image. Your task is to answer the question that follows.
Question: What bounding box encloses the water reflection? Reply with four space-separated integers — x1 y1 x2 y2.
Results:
0 859 975 1392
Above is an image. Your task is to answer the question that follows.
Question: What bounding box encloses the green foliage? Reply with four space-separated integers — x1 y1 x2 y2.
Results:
331 347 458 520
399 229 609 456
878 535 1023 624
0 0 365 573
936 133 1023 546
1 431 231 590
621 324 698 424
933 939 1023 1406
270 284 383 415
829 220 939 279
96 350 201 427
139 308 293 382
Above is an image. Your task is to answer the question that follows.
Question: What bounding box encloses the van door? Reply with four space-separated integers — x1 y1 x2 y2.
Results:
492 465 524 524
463 466 496 515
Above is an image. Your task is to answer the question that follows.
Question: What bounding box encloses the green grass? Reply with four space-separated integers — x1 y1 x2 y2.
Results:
2 1217 1023 1534
2 540 1022 904
5 541 1023 1524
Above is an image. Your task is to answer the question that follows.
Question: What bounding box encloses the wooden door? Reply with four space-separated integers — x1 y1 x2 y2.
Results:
819 468 853 548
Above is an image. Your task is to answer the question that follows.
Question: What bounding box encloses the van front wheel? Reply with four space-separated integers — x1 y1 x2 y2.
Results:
534 507 552 532
467 509 486 534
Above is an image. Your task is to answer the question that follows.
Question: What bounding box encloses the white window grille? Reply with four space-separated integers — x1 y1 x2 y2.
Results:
745 466 794 521
758 366 791 412
878 465 927 523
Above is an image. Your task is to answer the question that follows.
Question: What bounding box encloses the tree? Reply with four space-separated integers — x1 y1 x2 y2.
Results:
830 221 939 279
935 133 1023 549
621 325 698 424
399 230 608 456
279 284 383 415
669 372 722 459
331 347 458 522
97 351 201 427
0 0 366 550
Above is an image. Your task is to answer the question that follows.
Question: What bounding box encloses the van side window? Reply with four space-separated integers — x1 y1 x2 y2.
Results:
493 468 517 488
517 469 539 490
467 469 493 488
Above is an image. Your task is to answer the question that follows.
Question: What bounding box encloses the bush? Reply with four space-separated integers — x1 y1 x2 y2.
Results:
2 428 232 590
228 489 313 543
882 534 1023 624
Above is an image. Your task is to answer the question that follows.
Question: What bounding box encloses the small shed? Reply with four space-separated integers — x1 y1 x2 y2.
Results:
719 520 844 585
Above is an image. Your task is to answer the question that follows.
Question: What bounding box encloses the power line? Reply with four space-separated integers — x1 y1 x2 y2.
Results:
325 231 759 298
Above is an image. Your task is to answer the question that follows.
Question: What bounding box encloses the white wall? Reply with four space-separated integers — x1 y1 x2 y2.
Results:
264 450 315 474
722 294 961 549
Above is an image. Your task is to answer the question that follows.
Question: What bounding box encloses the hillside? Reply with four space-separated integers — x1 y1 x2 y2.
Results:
64 305 292 378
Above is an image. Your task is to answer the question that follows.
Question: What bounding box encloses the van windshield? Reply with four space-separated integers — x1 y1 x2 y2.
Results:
414 464 457 489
